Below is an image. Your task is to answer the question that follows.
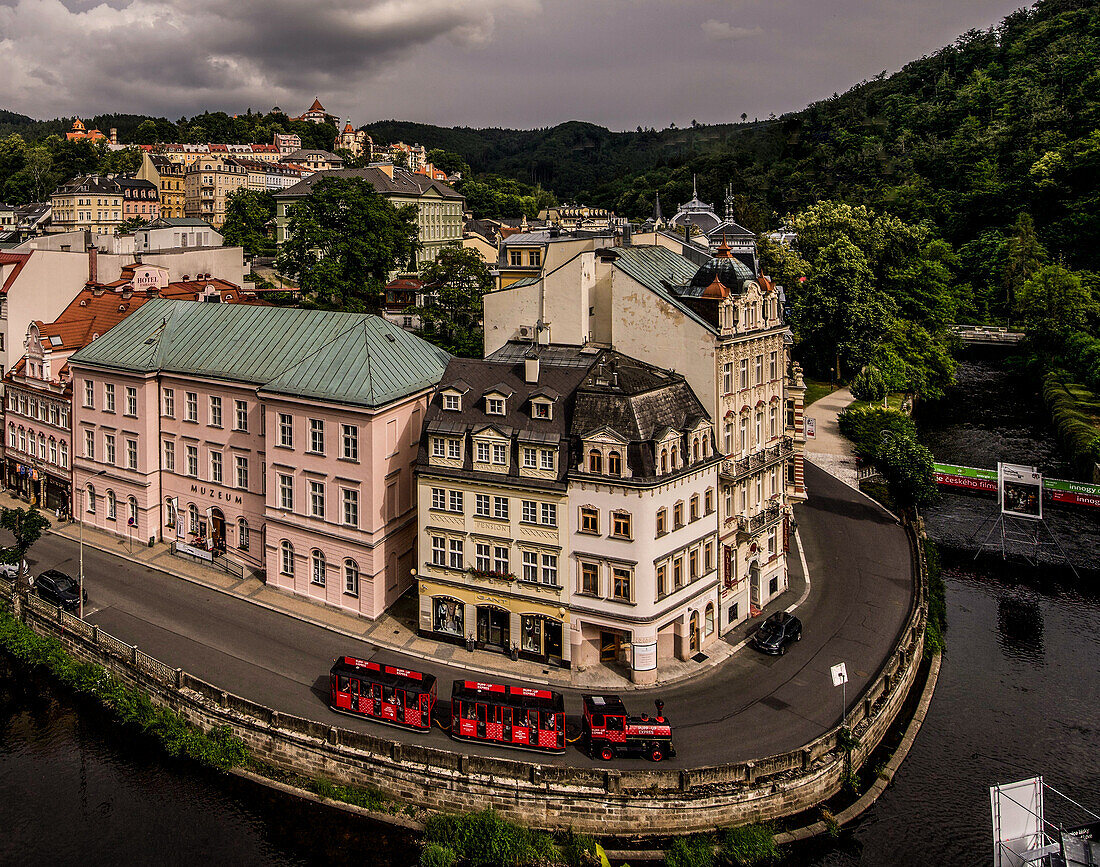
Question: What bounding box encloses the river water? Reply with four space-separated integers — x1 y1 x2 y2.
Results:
2 353 1098 866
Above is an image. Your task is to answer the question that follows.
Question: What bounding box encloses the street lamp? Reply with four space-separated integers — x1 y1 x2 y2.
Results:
78 469 107 619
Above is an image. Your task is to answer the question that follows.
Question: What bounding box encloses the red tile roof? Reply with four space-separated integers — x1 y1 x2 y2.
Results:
0 251 32 296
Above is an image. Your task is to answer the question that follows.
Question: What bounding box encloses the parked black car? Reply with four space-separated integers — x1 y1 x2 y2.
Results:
34 570 84 612
750 611 802 655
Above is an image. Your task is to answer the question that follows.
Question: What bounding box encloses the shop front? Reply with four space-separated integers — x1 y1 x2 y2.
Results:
4 461 68 513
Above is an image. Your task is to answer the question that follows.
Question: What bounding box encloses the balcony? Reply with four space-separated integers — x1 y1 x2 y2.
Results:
721 436 794 482
735 503 785 540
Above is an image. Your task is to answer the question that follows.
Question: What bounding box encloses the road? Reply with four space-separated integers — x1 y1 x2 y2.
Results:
21 462 912 769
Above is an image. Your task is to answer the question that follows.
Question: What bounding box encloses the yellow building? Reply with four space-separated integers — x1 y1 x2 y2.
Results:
183 156 247 227
137 153 186 220
49 175 124 234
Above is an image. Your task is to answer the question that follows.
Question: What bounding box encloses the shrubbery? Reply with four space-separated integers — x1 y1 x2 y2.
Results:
421 809 558 866
1041 370 1100 477
837 406 917 463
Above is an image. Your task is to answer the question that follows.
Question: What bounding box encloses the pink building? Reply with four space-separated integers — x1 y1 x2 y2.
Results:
68 299 449 618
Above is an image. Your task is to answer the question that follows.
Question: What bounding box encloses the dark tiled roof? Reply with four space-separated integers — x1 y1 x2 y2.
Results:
275 166 460 201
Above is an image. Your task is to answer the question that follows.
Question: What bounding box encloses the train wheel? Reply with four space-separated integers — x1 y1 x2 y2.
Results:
650 746 664 762
600 746 615 761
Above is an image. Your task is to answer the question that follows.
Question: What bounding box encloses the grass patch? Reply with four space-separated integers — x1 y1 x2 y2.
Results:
804 379 838 408
720 823 780 864
307 777 391 812
421 809 558 866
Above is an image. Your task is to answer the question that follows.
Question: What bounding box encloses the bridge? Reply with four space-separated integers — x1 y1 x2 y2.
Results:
948 324 1025 345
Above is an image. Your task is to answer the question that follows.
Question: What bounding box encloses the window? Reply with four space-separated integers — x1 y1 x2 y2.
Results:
705 541 714 573
522 447 537 469
473 493 490 516
342 424 357 460
493 496 509 520
310 481 325 518
769 406 778 438
7 424 13 449
612 511 631 538
432 487 448 511
104 383 115 413
448 490 463 513
238 519 249 551
84 380 94 408
209 396 222 427
541 554 558 586
656 507 667 536
342 489 359 527
235 400 248 431
104 434 116 465
660 449 668 474
657 563 668 598
689 548 699 579
128 497 138 526
532 401 550 419
581 562 599 595
673 501 684 529
769 351 778 381
475 542 491 572
509 249 522 266
755 355 763 385
126 438 138 470
309 418 324 454
739 418 748 451
723 361 733 394
443 393 460 411
49 438 57 465
86 484 96 514
125 387 137 417
278 473 293 510
431 536 446 567
690 494 699 522
447 438 461 460
521 550 538 582
106 490 117 520
476 442 490 463
705 488 714 515
540 502 557 527
739 359 748 389
608 451 622 476
448 538 463 570
432 438 446 458
612 567 631 601
185 392 198 422
493 546 509 574
278 413 292 447
311 550 326 586
755 412 763 445
540 449 554 471
281 541 294 576
235 455 248 489
580 506 599 534
588 449 602 474
162 388 174 417
674 556 683 588
724 422 732 454
491 443 507 465
344 560 359 596
486 397 505 415
522 500 537 524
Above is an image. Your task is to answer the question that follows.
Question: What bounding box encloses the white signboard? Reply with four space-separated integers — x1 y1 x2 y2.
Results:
174 541 213 562
830 662 848 687
999 463 1043 520
632 642 657 672
991 777 1044 867
805 417 816 439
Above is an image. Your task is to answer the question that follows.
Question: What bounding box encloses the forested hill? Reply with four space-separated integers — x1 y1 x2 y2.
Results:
368 0 1099 279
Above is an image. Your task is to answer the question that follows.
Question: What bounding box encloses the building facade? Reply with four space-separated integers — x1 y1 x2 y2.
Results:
50 176 125 235
68 300 449 619
183 157 248 227
116 177 161 224
137 153 186 220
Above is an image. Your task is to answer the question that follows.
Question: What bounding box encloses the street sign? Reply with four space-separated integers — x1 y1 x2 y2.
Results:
127 517 136 527
806 417 816 439
830 662 848 687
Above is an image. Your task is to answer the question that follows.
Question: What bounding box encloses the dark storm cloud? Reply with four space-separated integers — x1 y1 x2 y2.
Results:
1 0 1028 129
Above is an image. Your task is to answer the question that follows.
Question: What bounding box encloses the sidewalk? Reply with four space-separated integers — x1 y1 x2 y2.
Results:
803 387 859 488
7 489 810 692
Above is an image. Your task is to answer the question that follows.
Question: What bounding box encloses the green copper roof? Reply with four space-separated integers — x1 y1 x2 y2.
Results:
610 246 718 334
70 298 451 408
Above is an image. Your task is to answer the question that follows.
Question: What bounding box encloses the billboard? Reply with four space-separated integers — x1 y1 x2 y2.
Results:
999 463 1042 520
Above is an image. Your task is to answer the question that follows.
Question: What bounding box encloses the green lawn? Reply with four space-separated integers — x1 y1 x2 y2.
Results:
848 393 907 413
804 379 838 407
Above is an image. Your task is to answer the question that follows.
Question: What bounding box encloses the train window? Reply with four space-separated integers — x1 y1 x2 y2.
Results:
606 716 624 731
394 690 404 709
464 702 477 720
338 675 350 691
540 711 556 731
382 685 396 704
519 710 535 729
591 714 604 727
348 678 359 696
478 704 488 726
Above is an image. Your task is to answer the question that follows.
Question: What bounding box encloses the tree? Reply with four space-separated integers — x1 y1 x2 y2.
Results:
221 188 276 257
878 434 939 515
24 145 53 202
413 246 492 357
850 365 887 405
392 149 409 169
132 119 160 145
1016 264 1097 345
1002 213 1046 317
0 506 51 566
426 149 470 178
276 177 419 311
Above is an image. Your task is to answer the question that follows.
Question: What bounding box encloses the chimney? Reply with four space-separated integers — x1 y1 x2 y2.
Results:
524 350 540 384
110 128 118 145
87 245 98 283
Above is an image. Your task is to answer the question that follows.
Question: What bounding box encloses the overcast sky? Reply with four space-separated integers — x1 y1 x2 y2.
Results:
1 0 1028 131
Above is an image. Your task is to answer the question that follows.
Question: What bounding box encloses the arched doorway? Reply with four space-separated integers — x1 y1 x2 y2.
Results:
689 610 700 653
209 508 226 553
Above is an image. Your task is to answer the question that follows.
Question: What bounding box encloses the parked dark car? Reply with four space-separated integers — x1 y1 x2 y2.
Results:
34 570 84 612
751 611 802 655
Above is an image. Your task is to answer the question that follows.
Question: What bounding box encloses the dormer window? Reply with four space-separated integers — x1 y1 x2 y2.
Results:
531 400 551 420
588 450 602 474
486 396 505 415
607 451 622 476
443 393 460 411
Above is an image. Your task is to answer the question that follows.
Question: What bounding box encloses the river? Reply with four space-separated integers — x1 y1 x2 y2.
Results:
2 353 1098 866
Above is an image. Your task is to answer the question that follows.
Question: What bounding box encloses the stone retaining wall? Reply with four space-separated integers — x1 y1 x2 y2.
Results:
1 526 927 834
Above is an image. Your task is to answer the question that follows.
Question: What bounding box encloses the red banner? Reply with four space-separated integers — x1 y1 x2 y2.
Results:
935 472 997 493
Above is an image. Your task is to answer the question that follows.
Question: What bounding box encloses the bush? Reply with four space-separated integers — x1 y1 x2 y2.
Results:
665 834 715 867
420 843 458 867
850 367 887 403
1041 370 1100 477
719 824 779 865
924 540 947 656
423 809 557 866
837 406 916 462
559 829 603 866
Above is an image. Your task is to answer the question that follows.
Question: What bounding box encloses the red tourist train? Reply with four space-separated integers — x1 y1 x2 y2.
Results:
329 657 437 732
582 695 675 762
450 680 566 754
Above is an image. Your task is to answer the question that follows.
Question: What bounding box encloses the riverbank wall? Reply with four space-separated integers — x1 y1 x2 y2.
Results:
0 528 927 836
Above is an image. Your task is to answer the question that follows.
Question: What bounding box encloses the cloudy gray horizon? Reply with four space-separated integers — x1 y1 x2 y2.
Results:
1 0 1029 131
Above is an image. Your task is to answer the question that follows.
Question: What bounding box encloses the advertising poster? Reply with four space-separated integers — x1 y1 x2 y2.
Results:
999 463 1043 520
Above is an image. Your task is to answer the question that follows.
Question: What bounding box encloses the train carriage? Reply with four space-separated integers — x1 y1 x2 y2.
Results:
329 657 436 732
450 680 566 754
582 695 675 762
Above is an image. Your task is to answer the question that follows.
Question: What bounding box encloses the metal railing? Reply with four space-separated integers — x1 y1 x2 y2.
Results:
736 503 784 535
721 436 794 481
